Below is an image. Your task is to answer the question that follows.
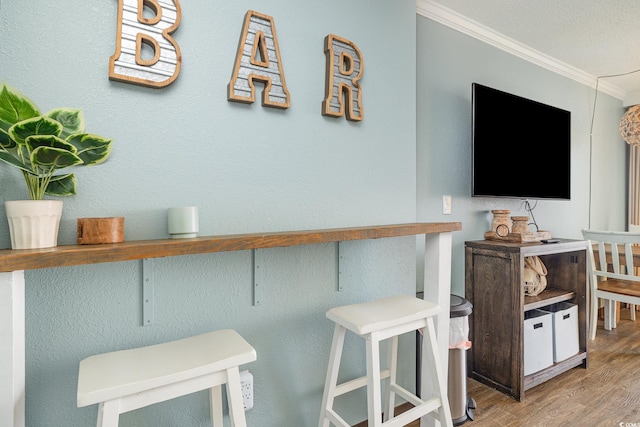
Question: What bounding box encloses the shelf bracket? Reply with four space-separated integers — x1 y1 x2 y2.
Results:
337 241 344 291
142 258 155 326
253 249 264 306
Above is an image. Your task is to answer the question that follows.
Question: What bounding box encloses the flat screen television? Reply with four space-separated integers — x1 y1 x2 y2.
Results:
472 83 571 200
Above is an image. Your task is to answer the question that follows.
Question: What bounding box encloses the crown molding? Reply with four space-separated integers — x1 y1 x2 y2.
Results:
416 0 627 100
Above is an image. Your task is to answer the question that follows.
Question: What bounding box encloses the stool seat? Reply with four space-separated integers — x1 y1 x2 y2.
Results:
78 329 256 426
319 295 452 427
327 295 441 335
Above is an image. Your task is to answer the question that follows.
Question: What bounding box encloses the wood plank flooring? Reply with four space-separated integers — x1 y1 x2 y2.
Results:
461 308 640 427
396 308 640 427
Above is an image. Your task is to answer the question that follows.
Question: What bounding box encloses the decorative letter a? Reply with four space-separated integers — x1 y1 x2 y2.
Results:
228 10 290 109
109 0 182 88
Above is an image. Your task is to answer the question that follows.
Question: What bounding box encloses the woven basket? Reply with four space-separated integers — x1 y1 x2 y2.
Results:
523 256 547 296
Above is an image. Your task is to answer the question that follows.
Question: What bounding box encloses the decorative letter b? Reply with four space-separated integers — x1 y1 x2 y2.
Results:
110 0 182 88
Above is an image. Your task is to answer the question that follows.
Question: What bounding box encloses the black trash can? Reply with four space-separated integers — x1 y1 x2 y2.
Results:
416 293 476 426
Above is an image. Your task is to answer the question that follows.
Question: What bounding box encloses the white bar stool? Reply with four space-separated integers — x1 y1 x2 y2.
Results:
77 329 256 427
318 295 452 427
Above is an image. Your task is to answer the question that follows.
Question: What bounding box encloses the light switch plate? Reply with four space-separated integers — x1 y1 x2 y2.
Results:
443 195 452 215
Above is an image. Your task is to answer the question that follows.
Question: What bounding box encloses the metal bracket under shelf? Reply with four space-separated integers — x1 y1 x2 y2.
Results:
337 241 344 291
142 258 155 326
253 249 264 306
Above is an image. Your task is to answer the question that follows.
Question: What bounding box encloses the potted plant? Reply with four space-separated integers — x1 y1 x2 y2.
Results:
0 82 113 249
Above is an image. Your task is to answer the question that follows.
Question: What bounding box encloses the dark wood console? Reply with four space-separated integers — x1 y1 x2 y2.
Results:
465 238 589 401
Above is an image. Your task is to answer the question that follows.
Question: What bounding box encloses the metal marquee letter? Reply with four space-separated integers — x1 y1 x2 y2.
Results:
322 34 364 121
228 10 291 109
109 0 182 88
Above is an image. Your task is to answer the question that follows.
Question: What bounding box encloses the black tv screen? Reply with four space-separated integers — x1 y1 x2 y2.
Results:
472 83 571 200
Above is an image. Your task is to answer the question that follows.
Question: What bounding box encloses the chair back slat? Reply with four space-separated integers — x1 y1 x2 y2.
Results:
594 241 604 273
609 242 619 274
625 243 635 273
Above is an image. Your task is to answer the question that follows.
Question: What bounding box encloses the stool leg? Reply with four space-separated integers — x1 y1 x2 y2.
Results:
226 367 247 427
366 331 383 427
383 335 398 422
318 324 347 427
96 400 120 427
420 318 453 427
210 385 224 427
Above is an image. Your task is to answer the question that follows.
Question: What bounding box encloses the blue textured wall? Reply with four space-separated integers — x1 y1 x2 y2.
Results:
1 1 418 426
415 16 626 296
0 1 628 425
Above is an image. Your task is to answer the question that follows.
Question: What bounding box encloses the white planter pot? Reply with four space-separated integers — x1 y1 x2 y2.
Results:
5 200 63 249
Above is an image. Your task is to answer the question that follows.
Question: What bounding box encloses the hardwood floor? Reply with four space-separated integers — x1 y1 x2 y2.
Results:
460 308 640 427
397 308 640 427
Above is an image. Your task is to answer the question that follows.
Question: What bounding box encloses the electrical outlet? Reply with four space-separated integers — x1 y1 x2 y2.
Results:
240 370 253 411
442 195 452 214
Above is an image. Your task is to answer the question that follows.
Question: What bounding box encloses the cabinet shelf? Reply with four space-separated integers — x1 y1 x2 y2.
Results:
524 288 576 311
523 351 587 391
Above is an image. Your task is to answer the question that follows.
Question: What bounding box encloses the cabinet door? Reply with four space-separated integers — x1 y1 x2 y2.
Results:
467 247 522 398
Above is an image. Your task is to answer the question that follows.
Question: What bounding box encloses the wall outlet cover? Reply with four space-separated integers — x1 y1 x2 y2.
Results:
240 370 253 411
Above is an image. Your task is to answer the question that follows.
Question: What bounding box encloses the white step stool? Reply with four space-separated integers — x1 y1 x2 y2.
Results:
318 295 453 427
77 329 256 427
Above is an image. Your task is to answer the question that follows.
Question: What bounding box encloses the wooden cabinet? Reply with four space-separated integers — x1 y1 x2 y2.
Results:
464 239 588 401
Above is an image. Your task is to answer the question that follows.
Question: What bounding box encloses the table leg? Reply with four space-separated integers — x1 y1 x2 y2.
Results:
0 271 26 427
421 232 452 427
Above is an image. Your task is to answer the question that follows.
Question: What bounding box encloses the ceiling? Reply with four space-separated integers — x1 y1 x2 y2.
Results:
419 0 640 105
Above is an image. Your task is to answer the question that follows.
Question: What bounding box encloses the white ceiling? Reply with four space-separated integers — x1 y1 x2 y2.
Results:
418 0 640 104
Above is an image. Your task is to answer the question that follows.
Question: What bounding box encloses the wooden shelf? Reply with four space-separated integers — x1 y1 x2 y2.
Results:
523 288 576 311
524 351 587 391
0 222 462 272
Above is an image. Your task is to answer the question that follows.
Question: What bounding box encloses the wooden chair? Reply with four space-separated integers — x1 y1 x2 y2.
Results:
318 295 453 427
626 224 640 320
77 329 256 426
582 230 640 340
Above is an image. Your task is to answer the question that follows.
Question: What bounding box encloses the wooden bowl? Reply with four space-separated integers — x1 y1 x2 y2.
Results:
77 217 124 244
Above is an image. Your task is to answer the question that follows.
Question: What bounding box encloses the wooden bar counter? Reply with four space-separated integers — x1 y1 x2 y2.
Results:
0 222 461 427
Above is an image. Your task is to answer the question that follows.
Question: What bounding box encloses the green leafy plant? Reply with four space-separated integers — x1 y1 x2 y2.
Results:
0 82 113 200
